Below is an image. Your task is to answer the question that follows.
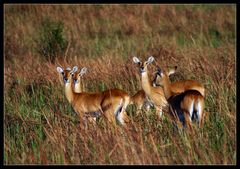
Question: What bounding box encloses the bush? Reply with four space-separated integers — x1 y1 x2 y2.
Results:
37 17 68 62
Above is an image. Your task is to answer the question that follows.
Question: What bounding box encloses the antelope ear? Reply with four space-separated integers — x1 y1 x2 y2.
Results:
168 66 177 76
57 66 64 73
80 67 87 76
146 56 154 64
71 66 78 74
133 56 140 63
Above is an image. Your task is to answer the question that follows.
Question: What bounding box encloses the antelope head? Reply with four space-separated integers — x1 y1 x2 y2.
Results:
72 67 87 85
132 56 155 74
57 66 78 84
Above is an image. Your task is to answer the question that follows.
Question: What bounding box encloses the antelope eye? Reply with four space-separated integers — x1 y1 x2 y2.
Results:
61 72 64 75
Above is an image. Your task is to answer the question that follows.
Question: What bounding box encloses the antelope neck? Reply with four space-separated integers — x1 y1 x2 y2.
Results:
141 71 152 96
161 75 172 100
65 80 74 103
74 81 82 93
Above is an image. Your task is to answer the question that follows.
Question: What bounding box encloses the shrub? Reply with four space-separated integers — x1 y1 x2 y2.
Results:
37 17 68 62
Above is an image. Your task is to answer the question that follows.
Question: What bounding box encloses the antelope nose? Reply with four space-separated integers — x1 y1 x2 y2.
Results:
64 77 68 82
140 67 145 73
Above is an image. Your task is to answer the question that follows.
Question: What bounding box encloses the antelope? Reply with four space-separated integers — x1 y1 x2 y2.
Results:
56 66 130 127
153 67 205 97
71 66 131 125
72 67 99 122
132 56 168 119
157 66 205 129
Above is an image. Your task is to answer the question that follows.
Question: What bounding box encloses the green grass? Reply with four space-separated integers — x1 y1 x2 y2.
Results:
4 4 236 165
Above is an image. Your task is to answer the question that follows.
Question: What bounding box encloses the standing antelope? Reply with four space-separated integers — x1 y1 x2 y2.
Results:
56 66 130 127
71 66 131 125
157 66 205 129
72 67 99 122
132 56 168 119
153 67 205 96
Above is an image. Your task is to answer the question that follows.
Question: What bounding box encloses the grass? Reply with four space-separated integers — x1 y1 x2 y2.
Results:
4 4 236 165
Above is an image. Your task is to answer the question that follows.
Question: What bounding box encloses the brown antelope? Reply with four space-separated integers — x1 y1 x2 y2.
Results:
153 67 205 97
72 67 99 122
56 66 130 126
71 66 131 125
132 56 168 119
157 66 205 129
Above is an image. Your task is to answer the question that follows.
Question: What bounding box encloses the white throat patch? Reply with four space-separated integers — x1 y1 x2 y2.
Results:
65 82 71 87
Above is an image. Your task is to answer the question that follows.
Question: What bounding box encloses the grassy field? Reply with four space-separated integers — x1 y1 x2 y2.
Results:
4 4 236 164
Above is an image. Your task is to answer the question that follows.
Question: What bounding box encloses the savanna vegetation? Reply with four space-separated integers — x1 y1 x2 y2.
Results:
4 4 236 164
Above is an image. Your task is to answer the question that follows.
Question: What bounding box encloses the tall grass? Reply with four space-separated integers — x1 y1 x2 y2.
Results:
4 4 236 164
